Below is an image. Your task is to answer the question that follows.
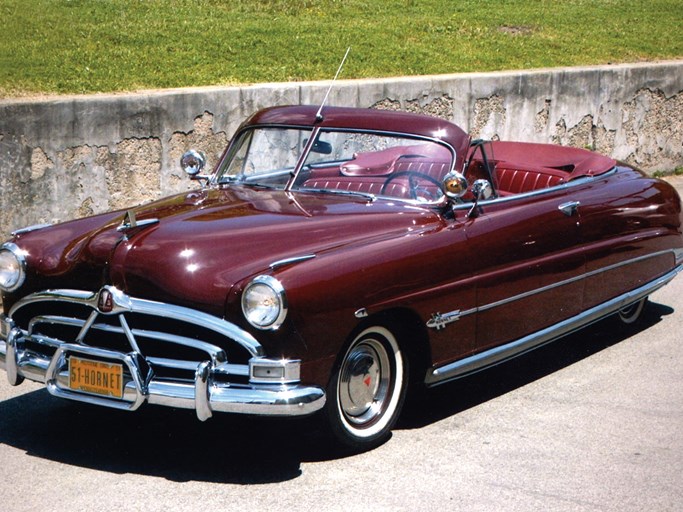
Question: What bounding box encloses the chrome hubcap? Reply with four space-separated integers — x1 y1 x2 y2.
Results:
339 339 391 426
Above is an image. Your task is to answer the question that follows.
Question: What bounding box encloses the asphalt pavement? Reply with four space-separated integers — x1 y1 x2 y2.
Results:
1 177 682 512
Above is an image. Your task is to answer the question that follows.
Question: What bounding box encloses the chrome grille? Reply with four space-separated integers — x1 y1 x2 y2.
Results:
8 287 262 382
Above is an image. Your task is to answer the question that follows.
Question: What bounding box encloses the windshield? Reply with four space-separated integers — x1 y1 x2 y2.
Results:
216 126 454 202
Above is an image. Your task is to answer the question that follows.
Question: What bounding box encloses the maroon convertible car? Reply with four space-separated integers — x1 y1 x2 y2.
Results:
1 105 682 450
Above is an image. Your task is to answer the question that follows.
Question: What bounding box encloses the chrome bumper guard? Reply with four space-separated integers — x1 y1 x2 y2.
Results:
0 288 325 420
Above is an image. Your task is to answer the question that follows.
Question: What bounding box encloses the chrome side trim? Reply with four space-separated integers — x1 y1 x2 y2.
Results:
451 169 617 211
427 249 680 329
426 310 461 330
425 264 682 386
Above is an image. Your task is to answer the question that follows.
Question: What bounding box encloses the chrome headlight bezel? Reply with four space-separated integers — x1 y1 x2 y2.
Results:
241 275 288 330
0 243 27 293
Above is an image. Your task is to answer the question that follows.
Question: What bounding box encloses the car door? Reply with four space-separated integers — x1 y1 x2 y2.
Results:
463 188 586 352
571 169 680 309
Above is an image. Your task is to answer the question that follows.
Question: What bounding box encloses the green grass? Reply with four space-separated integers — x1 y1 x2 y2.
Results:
653 167 683 178
1 0 682 97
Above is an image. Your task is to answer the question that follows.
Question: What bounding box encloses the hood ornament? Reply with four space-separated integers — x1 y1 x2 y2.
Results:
117 210 159 240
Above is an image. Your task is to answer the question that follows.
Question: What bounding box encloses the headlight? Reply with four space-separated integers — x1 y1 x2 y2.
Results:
241 275 287 330
0 243 26 292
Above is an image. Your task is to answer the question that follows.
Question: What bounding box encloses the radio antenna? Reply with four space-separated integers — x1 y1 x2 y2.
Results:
316 46 351 122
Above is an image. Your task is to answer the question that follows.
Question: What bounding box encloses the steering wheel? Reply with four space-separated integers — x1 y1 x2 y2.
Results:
381 171 442 201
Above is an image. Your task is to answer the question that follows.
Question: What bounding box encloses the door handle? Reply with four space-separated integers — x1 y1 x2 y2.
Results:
558 201 580 217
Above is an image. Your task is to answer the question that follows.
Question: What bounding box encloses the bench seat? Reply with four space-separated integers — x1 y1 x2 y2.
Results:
494 164 567 194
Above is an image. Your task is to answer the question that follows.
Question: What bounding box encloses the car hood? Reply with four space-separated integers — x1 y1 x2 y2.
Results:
14 186 442 314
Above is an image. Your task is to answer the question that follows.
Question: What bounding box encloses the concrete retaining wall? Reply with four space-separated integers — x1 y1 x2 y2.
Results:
1 60 682 235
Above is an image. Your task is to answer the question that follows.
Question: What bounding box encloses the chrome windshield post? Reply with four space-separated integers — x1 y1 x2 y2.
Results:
285 126 321 192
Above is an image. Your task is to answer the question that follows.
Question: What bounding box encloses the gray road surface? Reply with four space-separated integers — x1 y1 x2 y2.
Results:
2 178 682 512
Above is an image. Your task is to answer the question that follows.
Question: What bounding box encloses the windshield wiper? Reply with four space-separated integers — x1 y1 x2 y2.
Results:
217 176 278 189
217 175 239 185
239 182 279 190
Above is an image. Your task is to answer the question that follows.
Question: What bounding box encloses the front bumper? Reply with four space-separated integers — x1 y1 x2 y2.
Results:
0 288 325 420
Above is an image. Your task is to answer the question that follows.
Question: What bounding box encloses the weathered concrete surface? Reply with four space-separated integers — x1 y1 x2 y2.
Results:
1 60 682 235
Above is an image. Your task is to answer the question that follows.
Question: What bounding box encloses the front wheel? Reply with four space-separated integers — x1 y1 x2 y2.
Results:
325 325 408 451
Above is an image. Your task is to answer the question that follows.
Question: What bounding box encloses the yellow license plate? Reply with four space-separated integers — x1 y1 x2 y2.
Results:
69 356 123 399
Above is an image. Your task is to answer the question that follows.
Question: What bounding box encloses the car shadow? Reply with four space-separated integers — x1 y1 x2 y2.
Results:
0 385 332 484
0 301 673 484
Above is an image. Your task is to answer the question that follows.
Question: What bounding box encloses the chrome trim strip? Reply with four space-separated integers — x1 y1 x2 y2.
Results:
10 223 52 236
269 254 316 270
28 315 85 336
427 249 680 329
146 356 248 376
451 168 617 211
9 287 263 358
675 247 683 265
426 264 682 386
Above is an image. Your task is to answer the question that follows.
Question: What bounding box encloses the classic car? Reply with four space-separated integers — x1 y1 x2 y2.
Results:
1 105 682 450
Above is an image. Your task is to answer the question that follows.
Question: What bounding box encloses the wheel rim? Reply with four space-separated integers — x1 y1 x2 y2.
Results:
335 327 404 439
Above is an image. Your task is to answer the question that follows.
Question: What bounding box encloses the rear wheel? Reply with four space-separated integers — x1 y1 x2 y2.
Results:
325 325 408 451
616 297 648 325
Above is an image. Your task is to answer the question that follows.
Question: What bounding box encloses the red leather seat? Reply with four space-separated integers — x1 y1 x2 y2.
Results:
495 164 567 194
301 177 408 197
302 157 451 199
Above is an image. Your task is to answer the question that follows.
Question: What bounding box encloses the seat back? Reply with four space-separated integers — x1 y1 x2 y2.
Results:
495 164 567 194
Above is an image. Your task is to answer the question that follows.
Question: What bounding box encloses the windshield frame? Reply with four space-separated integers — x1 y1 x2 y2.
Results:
213 123 459 205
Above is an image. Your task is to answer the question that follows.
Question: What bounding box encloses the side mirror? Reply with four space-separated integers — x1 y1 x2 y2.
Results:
442 171 469 199
468 179 493 218
181 150 210 185
471 179 493 201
